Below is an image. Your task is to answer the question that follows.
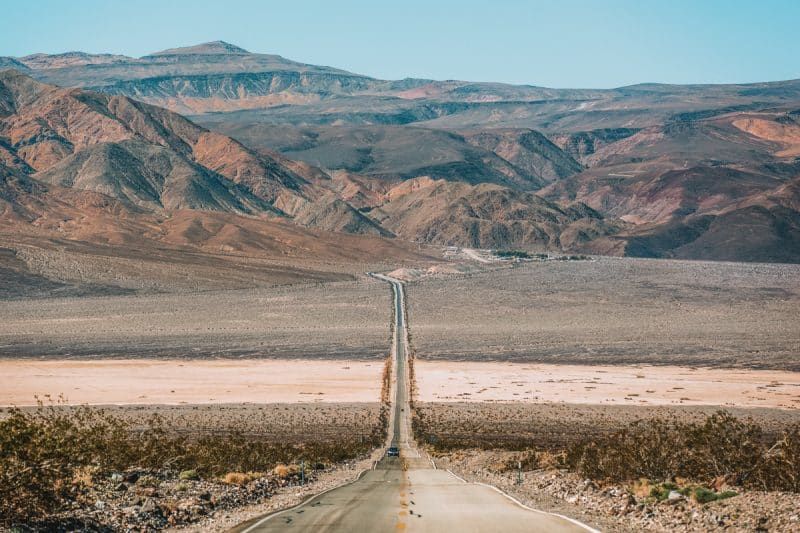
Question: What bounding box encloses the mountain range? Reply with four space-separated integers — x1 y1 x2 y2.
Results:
1 40 799 274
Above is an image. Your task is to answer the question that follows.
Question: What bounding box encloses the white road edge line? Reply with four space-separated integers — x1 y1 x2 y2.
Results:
239 467 372 533
318 272 599 533
443 472 600 532
382 272 599 532
474 479 601 533
446 469 467 483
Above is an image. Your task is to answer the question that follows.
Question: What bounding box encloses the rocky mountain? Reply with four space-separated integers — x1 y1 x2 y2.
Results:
0 69 419 246
542 109 800 261
2 40 799 262
461 129 583 182
368 177 621 250
4 41 381 114
19 51 132 69
203 123 555 190
0 69 301 214
0 69 608 256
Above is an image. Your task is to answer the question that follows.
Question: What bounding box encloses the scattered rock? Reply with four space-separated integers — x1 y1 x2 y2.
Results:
140 498 157 513
435 448 800 532
668 490 684 503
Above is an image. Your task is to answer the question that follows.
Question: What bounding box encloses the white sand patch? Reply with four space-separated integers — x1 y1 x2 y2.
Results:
0 359 382 406
415 362 800 409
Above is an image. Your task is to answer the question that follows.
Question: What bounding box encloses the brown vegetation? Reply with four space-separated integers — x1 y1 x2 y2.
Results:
0 401 384 527
415 403 800 494
565 412 800 492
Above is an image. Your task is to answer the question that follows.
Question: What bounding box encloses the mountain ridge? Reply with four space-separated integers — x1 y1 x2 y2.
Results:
2 40 799 263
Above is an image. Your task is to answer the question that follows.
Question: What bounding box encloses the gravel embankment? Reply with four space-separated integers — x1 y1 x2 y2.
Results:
435 449 800 532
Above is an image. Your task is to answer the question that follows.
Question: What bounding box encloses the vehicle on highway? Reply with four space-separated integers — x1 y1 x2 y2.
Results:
386 446 399 457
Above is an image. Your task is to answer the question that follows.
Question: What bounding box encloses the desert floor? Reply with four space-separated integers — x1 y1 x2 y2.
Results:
415 361 800 409
2 257 799 410
0 359 383 406
0 277 390 359
408 257 800 370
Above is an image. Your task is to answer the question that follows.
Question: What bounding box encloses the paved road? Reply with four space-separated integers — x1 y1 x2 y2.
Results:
234 275 595 533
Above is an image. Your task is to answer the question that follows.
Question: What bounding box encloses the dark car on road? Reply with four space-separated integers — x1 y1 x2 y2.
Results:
387 446 399 457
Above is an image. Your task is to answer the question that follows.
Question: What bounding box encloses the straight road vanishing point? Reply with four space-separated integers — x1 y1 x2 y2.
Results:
233 274 597 533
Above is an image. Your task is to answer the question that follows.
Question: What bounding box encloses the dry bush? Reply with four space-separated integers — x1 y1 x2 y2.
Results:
416 405 799 493
0 401 134 524
222 471 264 485
272 464 290 478
0 401 385 527
565 412 800 492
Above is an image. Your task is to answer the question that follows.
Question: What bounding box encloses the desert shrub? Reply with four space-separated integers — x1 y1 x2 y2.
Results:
0 401 384 527
496 250 532 259
648 482 680 501
0 402 134 524
222 471 264 485
692 487 737 503
135 474 160 487
417 406 799 493
565 411 800 492
272 464 290 478
179 469 199 480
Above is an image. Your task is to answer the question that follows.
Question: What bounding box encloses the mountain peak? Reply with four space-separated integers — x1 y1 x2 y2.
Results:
147 41 250 57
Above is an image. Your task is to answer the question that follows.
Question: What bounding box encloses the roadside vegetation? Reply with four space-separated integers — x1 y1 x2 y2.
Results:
0 399 385 528
416 409 800 496
493 250 592 261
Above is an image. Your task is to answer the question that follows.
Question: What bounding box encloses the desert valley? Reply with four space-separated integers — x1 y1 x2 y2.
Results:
1 28 799 533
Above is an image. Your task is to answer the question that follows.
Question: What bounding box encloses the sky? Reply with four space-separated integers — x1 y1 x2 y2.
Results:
1 0 798 89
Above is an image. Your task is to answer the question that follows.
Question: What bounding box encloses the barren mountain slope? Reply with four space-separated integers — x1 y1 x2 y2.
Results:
369 177 620 250
3 40 800 262
0 70 401 238
462 128 583 182
0 69 311 210
0 161 433 296
201 122 556 190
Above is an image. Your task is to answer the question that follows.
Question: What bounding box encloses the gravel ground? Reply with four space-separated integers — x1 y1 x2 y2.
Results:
0 277 392 360
0 453 381 533
407 257 800 370
173 452 381 532
434 449 800 532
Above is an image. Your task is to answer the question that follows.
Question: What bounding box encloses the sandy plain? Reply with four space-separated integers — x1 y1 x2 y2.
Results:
0 359 384 406
415 362 800 409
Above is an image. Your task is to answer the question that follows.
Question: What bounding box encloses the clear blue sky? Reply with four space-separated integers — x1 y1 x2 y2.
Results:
1 0 798 88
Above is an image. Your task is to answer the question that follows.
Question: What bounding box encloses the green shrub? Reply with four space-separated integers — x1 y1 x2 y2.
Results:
179 469 199 481
495 250 532 259
693 487 737 504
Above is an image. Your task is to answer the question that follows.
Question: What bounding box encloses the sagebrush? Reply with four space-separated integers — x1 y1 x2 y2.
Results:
0 401 383 526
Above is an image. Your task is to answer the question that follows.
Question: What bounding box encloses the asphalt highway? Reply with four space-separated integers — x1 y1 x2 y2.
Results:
233 274 596 532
